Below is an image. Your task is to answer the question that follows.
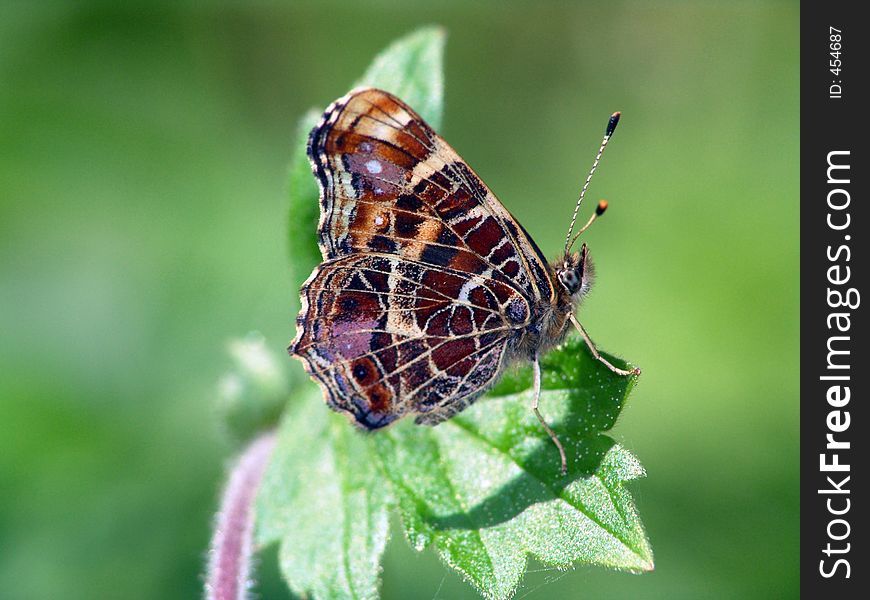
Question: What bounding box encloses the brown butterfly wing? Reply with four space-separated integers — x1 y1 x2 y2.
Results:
292 253 523 427
308 87 553 301
292 88 553 428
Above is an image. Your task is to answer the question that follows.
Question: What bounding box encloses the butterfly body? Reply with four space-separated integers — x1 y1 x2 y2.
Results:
290 88 629 455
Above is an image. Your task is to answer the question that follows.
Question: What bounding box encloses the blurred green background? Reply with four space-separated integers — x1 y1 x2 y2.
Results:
0 1 798 599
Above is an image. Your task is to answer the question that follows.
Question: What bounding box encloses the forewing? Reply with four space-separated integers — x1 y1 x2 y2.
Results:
291 254 530 429
307 87 554 305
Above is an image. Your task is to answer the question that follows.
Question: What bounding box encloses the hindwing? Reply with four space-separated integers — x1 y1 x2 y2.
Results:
292 254 529 428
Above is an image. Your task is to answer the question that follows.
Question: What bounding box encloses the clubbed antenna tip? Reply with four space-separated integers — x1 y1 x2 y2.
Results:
563 112 623 254
606 112 621 137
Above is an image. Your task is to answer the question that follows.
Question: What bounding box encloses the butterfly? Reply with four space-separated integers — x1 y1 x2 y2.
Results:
290 88 638 474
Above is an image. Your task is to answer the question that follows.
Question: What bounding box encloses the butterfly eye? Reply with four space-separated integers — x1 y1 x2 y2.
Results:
558 269 581 294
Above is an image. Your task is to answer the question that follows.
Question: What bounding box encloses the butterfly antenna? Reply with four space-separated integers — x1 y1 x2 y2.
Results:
563 111 621 255
567 199 609 251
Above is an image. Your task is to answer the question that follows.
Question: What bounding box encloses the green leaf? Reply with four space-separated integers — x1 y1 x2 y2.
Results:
374 339 651 600
257 388 391 600
263 26 652 600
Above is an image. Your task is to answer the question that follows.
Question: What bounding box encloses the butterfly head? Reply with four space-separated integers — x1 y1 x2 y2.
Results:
555 243 594 299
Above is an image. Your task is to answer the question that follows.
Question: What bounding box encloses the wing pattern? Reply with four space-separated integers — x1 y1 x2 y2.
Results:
291 88 554 428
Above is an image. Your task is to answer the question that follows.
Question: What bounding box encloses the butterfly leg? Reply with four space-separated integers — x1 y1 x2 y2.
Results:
531 353 568 476
568 313 640 376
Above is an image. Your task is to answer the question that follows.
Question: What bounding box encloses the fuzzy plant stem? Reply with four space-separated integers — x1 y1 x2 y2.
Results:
205 431 277 600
